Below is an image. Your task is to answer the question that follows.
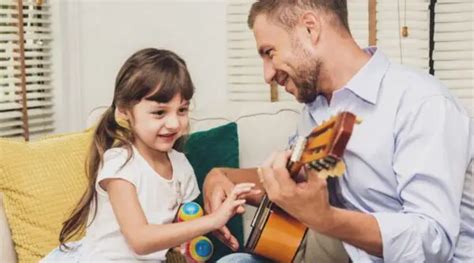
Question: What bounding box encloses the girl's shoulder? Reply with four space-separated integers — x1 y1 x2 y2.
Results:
97 146 139 186
101 147 135 170
103 147 132 162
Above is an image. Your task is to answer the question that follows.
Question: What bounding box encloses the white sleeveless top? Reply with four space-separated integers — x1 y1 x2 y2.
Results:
79 146 200 262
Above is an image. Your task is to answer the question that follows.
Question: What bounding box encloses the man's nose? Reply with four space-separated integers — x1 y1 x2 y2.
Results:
263 60 276 84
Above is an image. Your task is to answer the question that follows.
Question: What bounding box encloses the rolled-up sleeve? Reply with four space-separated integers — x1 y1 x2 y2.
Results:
373 96 471 262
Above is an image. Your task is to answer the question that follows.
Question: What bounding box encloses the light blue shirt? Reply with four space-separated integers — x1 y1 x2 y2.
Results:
292 47 473 262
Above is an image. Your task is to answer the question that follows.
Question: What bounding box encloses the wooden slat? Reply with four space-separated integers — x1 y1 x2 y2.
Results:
0 84 52 93
434 32 474 42
435 60 474 70
434 12 473 23
227 0 269 102
369 0 377 46
16 0 30 140
433 50 474 60
435 2 474 13
0 127 24 137
433 41 474 51
434 1 474 118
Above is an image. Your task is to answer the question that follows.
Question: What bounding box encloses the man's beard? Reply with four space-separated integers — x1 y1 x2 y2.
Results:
290 37 322 104
292 59 321 103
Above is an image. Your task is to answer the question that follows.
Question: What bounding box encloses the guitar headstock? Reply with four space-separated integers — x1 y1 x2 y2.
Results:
288 112 358 179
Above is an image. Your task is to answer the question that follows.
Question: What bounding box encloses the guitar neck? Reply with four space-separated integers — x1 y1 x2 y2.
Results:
256 159 300 215
287 159 305 182
254 149 305 218
286 136 307 182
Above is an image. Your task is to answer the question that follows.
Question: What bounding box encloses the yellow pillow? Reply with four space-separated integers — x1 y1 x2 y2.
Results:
0 130 93 262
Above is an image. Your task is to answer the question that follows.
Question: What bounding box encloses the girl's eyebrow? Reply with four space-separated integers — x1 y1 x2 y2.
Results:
151 100 190 108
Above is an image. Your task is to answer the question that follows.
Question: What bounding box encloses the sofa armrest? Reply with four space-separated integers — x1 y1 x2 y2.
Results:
0 193 17 263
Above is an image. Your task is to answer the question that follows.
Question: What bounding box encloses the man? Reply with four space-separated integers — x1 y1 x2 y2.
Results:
204 0 473 262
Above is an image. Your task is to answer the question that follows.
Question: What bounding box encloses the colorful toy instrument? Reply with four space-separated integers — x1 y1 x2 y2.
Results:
177 202 204 222
177 202 213 262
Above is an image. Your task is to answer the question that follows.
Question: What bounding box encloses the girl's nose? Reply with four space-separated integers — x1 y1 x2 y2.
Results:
165 115 180 130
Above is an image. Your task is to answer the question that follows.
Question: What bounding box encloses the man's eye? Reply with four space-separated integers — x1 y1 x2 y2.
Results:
265 49 273 58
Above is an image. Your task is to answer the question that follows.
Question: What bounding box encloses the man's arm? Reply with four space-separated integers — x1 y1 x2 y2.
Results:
204 167 264 206
366 97 470 261
261 97 471 261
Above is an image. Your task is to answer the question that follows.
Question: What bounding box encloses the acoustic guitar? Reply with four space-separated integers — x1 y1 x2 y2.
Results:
245 112 358 262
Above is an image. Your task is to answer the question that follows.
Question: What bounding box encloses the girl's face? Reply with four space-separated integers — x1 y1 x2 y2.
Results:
129 93 189 155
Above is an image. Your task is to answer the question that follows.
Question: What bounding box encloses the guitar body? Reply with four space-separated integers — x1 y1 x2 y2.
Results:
251 209 307 262
245 112 358 262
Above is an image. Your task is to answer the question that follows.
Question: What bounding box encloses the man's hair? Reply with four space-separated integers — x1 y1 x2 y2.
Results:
247 0 350 33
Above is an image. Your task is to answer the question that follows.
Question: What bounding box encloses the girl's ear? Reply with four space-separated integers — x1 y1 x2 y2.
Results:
114 107 127 121
114 107 130 129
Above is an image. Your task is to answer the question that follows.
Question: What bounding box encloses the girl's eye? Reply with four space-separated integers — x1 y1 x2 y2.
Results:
152 110 166 116
178 107 189 114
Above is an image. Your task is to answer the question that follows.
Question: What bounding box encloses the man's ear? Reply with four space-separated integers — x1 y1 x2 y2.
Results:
300 11 321 44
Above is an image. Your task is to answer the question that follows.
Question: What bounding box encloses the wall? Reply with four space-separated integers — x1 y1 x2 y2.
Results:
52 0 232 133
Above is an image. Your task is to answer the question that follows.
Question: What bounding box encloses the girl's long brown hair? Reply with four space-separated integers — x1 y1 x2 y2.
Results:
59 48 195 249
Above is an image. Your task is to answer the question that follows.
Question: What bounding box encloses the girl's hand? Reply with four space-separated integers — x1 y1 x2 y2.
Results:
210 183 256 230
202 168 236 248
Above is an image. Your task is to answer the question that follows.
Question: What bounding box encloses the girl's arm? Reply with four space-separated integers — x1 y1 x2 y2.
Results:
101 178 251 255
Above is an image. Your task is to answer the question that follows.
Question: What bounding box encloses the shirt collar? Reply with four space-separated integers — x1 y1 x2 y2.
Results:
344 47 390 105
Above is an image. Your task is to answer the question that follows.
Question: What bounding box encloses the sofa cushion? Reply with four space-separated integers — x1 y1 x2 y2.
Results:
0 193 17 262
0 131 93 262
184 122 241 262
0 122 241 262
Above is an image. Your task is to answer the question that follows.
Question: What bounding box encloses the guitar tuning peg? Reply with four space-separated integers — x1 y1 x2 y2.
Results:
324 156 337 165
317 159 330 170
308 161 323 171
356 117 363 124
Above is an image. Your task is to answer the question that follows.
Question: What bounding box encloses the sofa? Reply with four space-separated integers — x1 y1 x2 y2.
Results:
0 102 301 262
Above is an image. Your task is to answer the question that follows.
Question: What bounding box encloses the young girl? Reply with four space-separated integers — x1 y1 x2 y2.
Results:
42 48 256 262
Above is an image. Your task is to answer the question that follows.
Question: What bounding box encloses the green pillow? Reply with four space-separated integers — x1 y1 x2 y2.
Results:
184 122 241 261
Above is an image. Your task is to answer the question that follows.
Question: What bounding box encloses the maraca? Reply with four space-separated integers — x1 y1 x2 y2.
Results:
185 236 214 262
177 201 203 222
177 202 213 262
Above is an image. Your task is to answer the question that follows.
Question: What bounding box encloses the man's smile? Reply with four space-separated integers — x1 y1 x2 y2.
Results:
275 70 289 88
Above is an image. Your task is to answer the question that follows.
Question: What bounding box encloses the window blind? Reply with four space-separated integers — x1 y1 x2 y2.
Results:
226 0 434 101
348 0 369 48
226 0 295 102
0 0 54 139
433 0 473 117
376 0 431 71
